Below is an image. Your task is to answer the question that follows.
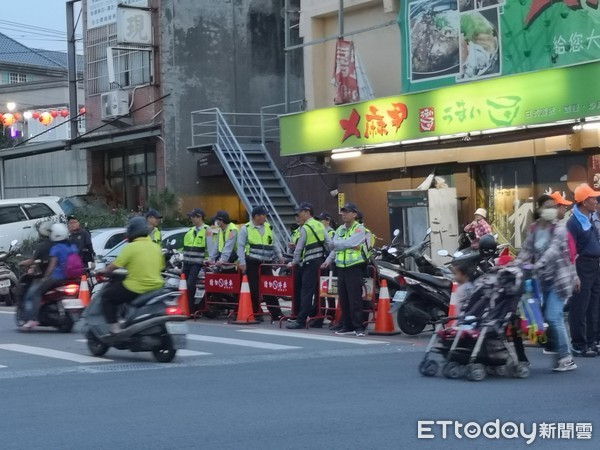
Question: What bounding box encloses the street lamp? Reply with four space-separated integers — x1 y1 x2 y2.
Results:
6 102 16 111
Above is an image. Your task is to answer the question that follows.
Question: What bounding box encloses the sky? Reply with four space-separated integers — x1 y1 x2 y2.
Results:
0 0 83 52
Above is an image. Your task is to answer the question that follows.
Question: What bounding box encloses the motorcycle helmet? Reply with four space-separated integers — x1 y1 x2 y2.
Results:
37 221 53 238
127 216 149 241
478 234 497 257
50 223 69 242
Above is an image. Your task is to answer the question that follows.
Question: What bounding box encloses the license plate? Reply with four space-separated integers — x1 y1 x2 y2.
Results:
166 322 188 334
195 288 205 299
392 290 407 303
0 279 10 288
62 298 84 309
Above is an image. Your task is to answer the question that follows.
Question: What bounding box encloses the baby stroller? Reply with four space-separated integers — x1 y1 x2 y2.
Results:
419 264 530 381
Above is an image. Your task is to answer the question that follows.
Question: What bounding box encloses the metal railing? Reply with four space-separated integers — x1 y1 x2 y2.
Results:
260 100 305 144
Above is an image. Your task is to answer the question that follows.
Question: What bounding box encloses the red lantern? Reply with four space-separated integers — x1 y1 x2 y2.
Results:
79 107 86 115
39 112 53 126
2 113 15 127
13 112 22 121
60 109 69 118
50 110 58 118
32 111 40 119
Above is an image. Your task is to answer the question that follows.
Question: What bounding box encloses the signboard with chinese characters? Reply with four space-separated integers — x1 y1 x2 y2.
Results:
399 0 600 93
87 0 148 30
279 62 600 156
117 7 152 45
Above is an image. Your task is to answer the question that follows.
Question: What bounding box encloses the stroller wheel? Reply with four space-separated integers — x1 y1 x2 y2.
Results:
466 363 486 382
419 359 439 377
513 363 530 379
442 361 463 379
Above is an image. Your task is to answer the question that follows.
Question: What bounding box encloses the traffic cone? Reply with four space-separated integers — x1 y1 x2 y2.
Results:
446 282 460 327
232 275 259 324
370 280 400 335
78 274 90 307
178 273 190 318
332 298 342 326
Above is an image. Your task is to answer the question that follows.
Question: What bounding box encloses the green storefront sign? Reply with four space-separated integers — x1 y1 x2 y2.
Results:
400 0 600 93
280 62 600 156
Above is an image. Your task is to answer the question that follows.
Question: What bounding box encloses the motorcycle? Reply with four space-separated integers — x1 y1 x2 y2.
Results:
15 261 84 333
82 271 188 362
0 239 21 306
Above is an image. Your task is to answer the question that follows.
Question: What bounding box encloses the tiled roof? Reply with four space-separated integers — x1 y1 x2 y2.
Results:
0 32 81 70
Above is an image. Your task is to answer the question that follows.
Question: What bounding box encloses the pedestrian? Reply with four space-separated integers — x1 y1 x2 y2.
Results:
566 183 600 358
286 202 332 329
463 208 492 248
145 208 162 245
237 205 286 321
322 202 368 337
182 208 212 314
211 210 238 265
67 215 96 270
517 194 577 371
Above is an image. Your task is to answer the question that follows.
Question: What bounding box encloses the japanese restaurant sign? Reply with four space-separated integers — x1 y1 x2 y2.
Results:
279 62 600 156
399 0 600 93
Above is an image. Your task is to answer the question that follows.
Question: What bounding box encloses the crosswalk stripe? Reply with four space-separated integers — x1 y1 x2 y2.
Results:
0 311 15 314
0 344 111 363
186 334 301 350
0 365 6 368
238 329 389 345
177 349 212 357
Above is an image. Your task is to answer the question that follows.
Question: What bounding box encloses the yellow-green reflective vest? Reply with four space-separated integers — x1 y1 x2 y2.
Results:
335 221 366 268
245 222 275 262
183 225 209 264
150 227 161 245
301 217 326 262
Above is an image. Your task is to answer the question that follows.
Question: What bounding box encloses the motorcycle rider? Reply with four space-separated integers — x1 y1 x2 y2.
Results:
19 223 76 331
20 221 54 275
100 217 165 335
67 215 96 270
146 209 163 245
463 208 492 249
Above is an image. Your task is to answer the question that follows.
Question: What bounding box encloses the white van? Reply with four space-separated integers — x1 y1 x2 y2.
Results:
0 196 64 251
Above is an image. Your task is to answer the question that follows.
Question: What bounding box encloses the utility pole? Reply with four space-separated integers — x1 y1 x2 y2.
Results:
66 0 81 142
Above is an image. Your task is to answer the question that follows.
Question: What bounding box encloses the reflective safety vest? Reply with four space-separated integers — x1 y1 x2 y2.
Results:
183 225 209 264
218 222 238 252
326 227 335 239
291 228 300 244
150 227 162 245
245 221 275 262
301 217 326 262
335 221 367 268
362 226 375 259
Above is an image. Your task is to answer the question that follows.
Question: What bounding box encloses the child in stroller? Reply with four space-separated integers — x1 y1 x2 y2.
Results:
419 263 530 381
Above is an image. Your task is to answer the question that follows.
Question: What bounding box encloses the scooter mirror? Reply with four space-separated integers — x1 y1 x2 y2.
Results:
388 247 398 255
453 251 465 258
425 228 432 235
10 239 18 247
437 249 449 257
170 239 176 246
393 229 400 237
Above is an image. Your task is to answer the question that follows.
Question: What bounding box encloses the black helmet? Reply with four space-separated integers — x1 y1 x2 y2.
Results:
127 216 149 241
478 234 497 257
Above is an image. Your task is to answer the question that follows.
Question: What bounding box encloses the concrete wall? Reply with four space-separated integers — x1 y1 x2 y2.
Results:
160 0 303 209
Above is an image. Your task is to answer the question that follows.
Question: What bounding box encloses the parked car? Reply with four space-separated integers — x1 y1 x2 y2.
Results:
96 227 188 269
90 227 127 257
0 196 64 252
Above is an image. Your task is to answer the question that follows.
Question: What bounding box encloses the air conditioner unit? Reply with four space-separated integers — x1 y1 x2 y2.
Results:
101 90 129 120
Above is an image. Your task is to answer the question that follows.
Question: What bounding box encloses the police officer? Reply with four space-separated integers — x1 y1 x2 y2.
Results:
237 205 285 321
182 208 212 314
322 202 367 336
146 209 162 245
67 215 95 269
286 202 332 329
212 210 238 265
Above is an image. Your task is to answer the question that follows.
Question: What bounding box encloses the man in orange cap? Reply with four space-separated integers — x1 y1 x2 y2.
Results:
566 183 600 357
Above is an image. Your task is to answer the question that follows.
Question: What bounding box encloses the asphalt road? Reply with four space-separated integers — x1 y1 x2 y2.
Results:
0 307 599 449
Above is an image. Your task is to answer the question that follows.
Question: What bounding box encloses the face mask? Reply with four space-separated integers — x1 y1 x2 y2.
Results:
214 221 219 227
540 208 558 222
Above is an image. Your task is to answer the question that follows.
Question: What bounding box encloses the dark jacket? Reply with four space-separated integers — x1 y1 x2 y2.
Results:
33 238 54 274
69 229 95 265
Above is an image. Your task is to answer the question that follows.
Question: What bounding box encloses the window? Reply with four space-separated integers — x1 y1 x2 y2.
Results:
105 233 125 250
0 206 27 224
22 203 55 219
9 73 27 84
107 148 157 209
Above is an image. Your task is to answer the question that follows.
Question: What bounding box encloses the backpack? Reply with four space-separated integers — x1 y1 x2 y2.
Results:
64 245 84 279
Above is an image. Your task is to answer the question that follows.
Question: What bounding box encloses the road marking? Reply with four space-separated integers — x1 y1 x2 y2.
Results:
186 334 301 350
0 365 6 368
238 329 389 345
0 311 15 314
0 344 111 363
177 349 212 357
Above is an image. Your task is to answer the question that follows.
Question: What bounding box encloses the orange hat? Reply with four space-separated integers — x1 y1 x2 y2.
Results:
574 183 600 203
549 191 572 206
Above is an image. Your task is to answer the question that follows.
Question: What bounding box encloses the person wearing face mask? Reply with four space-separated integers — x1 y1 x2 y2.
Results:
516 194 577 372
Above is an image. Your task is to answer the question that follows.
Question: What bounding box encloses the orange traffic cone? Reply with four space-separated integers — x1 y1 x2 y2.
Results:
78 274 90 307
178 273 190 318
370 280 400 335
232 275 259 325
446 282 460 327
332 298 342 326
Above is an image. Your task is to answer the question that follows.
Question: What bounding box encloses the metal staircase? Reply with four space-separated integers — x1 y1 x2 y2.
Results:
190 108 297 251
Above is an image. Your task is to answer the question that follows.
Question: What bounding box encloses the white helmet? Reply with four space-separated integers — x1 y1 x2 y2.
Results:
50 223 69 242
37 221 53 238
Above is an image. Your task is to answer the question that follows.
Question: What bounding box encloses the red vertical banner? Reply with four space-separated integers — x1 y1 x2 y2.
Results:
332 39 359 105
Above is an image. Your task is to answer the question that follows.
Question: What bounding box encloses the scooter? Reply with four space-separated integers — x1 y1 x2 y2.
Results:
0 239 21 306
15 263 84 333
82 271 188 362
